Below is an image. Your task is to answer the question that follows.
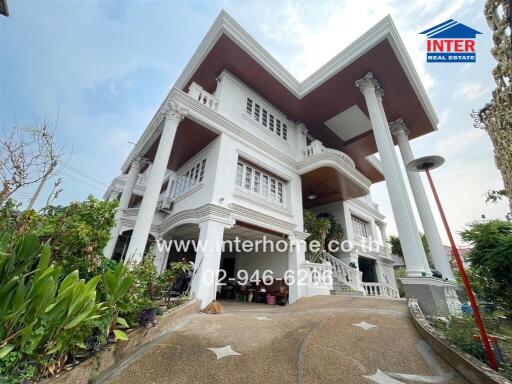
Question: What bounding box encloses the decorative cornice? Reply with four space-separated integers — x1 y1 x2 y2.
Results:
159 203 235 234
121 12 439 172
229 203 297 235
389 118 410 137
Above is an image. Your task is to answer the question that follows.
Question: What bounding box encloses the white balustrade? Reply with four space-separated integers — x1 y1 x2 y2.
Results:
362 282 400 298
302 140 355 168
188 82 218 111
322 252 362 292
301 262 333 290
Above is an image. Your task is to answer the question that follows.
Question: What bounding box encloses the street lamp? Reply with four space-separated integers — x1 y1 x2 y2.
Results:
407 155 498 371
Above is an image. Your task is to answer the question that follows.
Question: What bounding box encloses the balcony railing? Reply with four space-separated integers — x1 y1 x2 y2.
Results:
303 140 355 168
301 262 333 290
188 82 218 111
362 282 400 299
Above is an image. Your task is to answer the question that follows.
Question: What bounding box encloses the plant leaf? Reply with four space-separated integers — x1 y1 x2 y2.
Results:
113 329 129 341
0 344 14 359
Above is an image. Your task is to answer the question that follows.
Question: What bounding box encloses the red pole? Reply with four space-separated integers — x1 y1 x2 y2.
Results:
425 169 498 370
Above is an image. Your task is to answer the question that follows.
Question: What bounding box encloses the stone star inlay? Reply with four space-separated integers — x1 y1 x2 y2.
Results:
206 345 242 360
363 369 404 384
352 321 378 330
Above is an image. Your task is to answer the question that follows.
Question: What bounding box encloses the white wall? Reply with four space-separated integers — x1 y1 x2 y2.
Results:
215 70 305 162
233 249 288 278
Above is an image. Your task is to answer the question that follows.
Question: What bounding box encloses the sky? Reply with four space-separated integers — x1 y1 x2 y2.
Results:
0 0 510 245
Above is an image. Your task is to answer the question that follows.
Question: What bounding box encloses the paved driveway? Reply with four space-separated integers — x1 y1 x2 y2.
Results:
103 296 467 384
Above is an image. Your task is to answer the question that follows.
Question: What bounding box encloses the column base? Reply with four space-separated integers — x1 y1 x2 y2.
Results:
404 270 433 278
400 277 463 318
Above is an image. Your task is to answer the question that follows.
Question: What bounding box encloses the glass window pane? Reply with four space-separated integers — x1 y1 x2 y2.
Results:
245 167 253 190
235 162 243 187
254 171 260 194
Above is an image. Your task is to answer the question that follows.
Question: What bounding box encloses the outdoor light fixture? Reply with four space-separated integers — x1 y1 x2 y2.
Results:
307 193 317 200
407 155 499 370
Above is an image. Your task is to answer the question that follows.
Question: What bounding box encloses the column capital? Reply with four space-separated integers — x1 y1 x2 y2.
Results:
160 101 188 124
130 156 148 169
355 72 383 97
390 118 410 137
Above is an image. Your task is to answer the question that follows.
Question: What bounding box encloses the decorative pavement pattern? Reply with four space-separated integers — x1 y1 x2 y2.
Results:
104 296 468 384
206 345 242 360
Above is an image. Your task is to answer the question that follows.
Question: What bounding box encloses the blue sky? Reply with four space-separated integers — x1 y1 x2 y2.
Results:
0 0 509 244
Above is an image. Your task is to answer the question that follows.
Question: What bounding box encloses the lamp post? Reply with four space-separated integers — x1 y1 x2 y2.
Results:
407 155 498 371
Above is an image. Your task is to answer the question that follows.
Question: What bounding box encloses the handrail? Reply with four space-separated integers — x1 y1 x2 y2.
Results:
322 252 362 292
302 140 355 168
362 282 400 298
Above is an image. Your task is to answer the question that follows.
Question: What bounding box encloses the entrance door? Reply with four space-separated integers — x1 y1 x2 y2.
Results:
221 257 236 279
358 257 377 282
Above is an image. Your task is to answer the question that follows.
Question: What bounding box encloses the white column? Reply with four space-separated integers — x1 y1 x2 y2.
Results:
355 72 430 277
288 237 306 303
376 221 389 255
107 190 121 202
190 220 225 308
153 237 170 275
125 102 186 264
391 119 455 281
103 157 143 259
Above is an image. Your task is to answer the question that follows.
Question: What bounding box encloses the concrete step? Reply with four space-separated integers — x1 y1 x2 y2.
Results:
330 289 365 296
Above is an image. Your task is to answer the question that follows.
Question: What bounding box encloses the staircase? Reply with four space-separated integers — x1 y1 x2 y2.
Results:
322 252 400 298
322 252 364 296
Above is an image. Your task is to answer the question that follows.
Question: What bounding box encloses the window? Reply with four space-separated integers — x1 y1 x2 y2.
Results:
351 215 370 239
245 98 288 141
235 161 285 205
173 159 206 199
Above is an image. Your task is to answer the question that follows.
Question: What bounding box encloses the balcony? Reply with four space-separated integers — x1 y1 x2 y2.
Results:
299 141 371 207
187 82 218 111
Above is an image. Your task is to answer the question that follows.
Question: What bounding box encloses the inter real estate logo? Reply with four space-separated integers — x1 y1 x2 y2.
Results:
420 19 482 63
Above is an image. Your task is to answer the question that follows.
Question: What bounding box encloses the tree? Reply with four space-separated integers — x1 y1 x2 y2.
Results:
0 122 63 207
460 220 512 314
303 210 344 263
388 233 433 267
474 1 512 211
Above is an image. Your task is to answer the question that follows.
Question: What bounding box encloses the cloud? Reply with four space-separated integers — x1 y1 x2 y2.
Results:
452 83 492 101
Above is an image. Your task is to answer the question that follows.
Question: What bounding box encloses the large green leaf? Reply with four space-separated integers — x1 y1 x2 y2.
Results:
0 344 14 359
113 329 129 341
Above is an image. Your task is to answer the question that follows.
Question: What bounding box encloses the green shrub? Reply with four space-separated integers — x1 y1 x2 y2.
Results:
119 256 157 327
156 261 193 294
14 196 118 279
0 231 133 382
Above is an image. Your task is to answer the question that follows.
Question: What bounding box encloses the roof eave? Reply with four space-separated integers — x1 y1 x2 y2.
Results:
121 11 438 172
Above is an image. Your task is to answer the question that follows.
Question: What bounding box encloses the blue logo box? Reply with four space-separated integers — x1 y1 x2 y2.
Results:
426 52 476 63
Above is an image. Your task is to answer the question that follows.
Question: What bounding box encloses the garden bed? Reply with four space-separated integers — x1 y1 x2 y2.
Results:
409 298 511 384
42 299 199 384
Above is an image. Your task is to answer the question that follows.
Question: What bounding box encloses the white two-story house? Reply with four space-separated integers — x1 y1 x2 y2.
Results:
103 11 453 309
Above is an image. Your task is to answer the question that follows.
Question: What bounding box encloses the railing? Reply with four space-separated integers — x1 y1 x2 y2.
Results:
188 82 218 111
302 140 355 168
362 282 400 298
301 262 333 290
322 252 362 292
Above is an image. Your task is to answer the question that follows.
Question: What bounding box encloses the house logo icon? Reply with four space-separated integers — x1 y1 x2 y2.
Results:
420 19 482 63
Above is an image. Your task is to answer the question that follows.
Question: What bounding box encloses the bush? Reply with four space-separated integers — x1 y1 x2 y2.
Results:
0 231 132 382
460 220 512 315
120 256 158 327
14 196 118 279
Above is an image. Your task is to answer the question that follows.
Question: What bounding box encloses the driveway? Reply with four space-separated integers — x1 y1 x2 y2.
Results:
103 296 467 384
